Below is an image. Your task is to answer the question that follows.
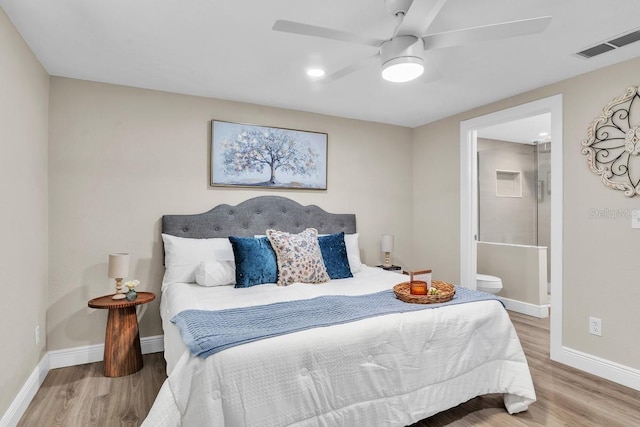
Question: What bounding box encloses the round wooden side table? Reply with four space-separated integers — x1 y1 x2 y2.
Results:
88 291 155 377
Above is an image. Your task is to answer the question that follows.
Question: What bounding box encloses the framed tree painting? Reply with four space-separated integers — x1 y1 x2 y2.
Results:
211 120 327 190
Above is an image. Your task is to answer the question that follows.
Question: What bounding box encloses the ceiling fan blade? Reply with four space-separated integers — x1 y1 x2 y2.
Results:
317 54 380 84
422 16 552 50
395 0 448 37
273 20 384 48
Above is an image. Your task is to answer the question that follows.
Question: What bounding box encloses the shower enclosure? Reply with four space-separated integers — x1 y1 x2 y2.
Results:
477 138 551 284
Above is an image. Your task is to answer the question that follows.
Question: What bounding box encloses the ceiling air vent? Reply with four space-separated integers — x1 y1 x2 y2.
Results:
576 27 640 59
577 44 615 58
608 30 640 48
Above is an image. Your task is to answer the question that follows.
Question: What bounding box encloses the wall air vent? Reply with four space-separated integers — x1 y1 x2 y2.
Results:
576 27 640 59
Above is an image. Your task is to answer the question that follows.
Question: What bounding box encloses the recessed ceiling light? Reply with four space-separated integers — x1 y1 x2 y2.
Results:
306 68 326 78
539 132 549 137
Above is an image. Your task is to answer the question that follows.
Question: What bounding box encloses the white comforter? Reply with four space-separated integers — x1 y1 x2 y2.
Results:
143 266 535 426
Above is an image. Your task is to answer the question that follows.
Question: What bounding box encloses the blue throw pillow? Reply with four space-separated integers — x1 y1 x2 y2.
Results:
318 232 353 280
228 236 278 288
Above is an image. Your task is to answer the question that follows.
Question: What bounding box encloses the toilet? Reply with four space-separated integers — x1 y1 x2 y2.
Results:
477 274 503 294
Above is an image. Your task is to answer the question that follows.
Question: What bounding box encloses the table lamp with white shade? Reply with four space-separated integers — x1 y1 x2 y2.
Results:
381 234 394 267
108 253 130 300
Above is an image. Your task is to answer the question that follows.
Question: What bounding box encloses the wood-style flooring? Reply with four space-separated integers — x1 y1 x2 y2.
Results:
413 312 640 427
18 312 640 426
18 353 166 426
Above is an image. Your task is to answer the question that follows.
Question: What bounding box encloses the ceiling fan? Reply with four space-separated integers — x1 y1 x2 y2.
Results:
272 0 551 83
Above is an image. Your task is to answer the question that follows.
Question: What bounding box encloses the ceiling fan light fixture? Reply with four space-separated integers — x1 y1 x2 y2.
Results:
382 56 424 83
380 35 424 83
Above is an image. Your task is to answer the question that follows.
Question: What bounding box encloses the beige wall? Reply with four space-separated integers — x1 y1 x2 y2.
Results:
477 138 537 245
48 77 414 351
412 117 461 283
0 8 49 417
413 55 640 370
477 242 547 306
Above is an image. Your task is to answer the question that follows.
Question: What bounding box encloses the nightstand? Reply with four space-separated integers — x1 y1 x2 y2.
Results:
88 291 155 377
376 265 403 273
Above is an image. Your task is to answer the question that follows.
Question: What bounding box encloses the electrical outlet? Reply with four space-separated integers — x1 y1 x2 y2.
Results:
35 325 40 346
589 317 602 336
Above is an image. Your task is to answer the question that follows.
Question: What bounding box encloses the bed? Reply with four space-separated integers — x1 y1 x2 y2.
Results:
143 196 535 426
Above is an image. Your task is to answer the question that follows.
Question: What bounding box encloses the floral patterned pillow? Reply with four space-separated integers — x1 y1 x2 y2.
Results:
266 228 330 286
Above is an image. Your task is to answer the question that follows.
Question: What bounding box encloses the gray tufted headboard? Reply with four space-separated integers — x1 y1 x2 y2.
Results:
162 196 356 238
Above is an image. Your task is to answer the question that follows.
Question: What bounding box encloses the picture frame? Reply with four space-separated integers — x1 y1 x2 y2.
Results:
211 120 328 190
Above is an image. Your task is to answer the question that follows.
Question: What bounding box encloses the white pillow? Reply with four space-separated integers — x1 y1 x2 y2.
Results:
344 233 363 273
161 234 234 288
195 261 236 287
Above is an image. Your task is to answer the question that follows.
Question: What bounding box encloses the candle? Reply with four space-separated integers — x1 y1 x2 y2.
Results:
410 280 428 295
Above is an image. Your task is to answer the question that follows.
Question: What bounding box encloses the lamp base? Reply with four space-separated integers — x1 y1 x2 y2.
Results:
113 277 126 300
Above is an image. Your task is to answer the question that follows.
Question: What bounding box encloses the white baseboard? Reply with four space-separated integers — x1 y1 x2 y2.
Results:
500 297 549 318
554 346 640 392
49 335 164 369
48 342 104 369
141 334 165 355
504 298 640 390
1 335 164 426
0 354 49 427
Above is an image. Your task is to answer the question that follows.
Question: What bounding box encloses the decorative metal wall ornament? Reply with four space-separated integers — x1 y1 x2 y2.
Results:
582 86 640 197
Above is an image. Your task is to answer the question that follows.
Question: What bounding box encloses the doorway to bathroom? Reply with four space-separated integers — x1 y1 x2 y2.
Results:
476 114 551 309
459 95 563 359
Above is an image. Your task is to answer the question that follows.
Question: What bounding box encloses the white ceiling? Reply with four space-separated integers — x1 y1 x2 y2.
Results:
478 113 551 144
2 0 640 128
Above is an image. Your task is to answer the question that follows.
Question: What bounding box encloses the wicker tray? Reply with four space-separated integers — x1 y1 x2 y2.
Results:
393 280 456 304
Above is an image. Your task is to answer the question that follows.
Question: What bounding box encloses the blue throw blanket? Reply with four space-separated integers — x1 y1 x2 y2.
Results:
172 287 502 358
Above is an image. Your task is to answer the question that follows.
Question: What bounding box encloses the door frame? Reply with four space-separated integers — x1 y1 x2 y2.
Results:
459 94 563 359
